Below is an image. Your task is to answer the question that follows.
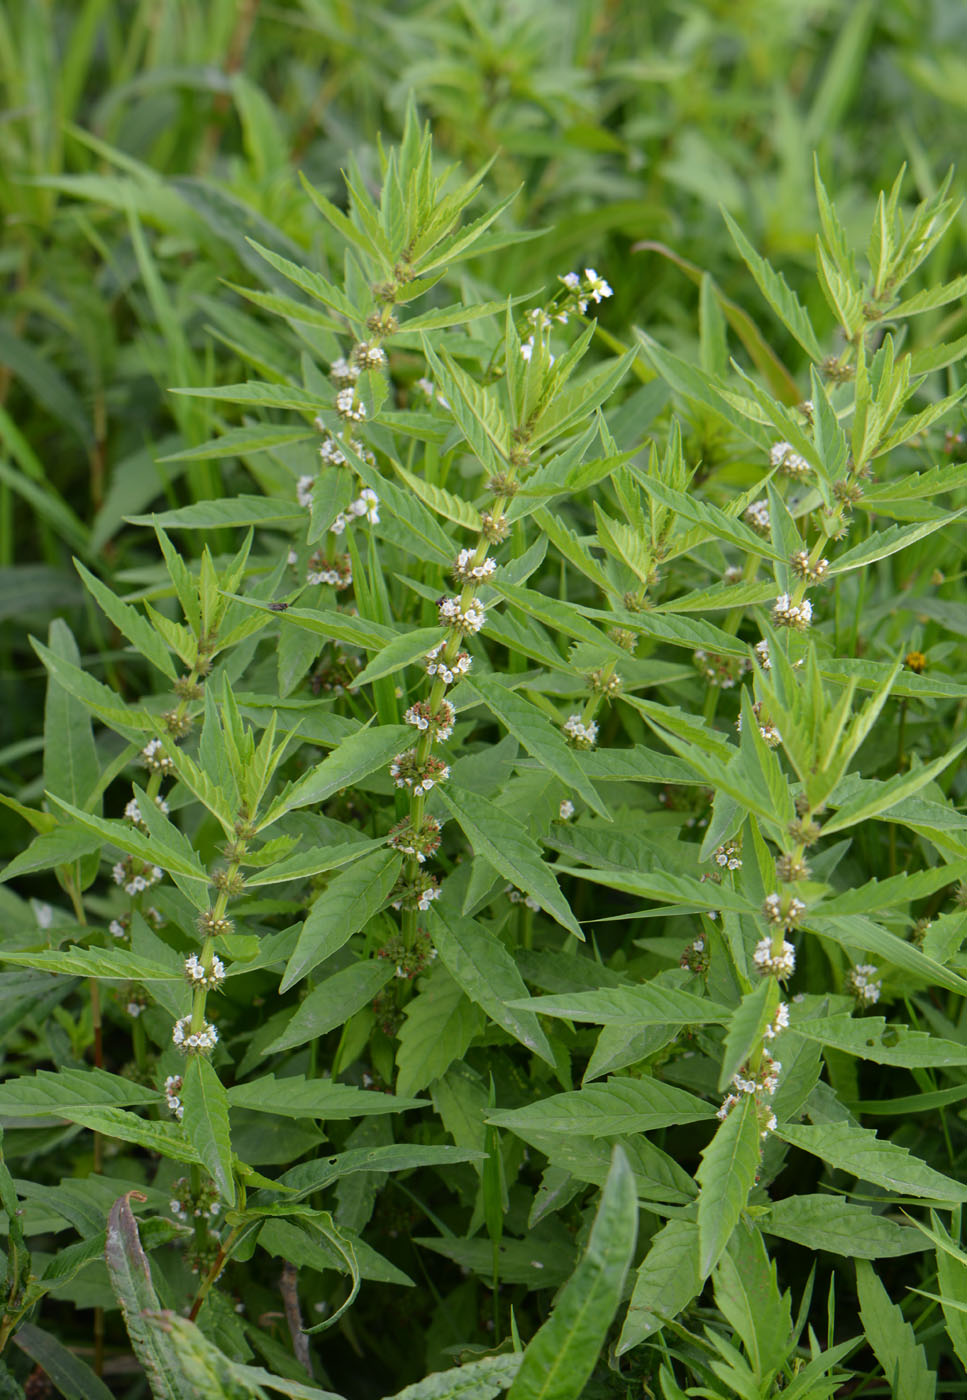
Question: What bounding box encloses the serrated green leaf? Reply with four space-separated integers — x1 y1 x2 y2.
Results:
396 967 484 1097
777 1121 967 1202
182 1056 235 1206
431 906 554 1064
763 1195 927 1258
281 848 403 990
722 210 825 362
618 1218 702 1351
857 1260 936 1400
75 563 176 680
506 1146 637 1400
437 784 582 938
696 1096 760 1275
267 961 395 1052
490 1076 713 1138
463 672 607 818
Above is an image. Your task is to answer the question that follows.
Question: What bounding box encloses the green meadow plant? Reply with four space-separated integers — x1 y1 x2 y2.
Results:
4 109 967 1399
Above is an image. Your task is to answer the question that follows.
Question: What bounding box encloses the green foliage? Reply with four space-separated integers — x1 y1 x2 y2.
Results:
3 3 967 1396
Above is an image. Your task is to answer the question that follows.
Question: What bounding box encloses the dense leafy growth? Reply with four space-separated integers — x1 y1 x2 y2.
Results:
2 3 967 1398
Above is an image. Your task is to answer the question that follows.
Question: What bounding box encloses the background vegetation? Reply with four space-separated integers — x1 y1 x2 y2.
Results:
2 1 967 1397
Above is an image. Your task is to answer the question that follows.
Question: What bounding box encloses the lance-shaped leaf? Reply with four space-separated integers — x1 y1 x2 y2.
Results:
105 1192 193 1399
696 1096 760 1276
181 1056 235 1206
722 209 825 361
437 784 582 938
227 1075 426 1121
489 1076 714 1138
430 906 555 1064
13 1323 113 1400
857 1260 937 1400
281 848 403 991
508 984 731 1028
618 1217 702 1351
462 672 608 818
763 1195 927 1259
0 1067 159 1117
0 947 182 981
45 795 209 888
75 562 177 680
267 961 395 1053
260 724 412 827
776 1121 967 1202
506 1146 637 1400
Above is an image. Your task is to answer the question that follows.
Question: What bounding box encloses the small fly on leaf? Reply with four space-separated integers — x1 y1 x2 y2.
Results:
268 602 289 612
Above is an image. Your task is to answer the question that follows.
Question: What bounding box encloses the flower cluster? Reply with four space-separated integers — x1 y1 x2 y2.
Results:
425 642 472 686
847 963 882 1005
163 1074 184 1121
694 650 752 690
744 499 771 535
169 1175 221 1225
184 952 225 990
753 936 796 979
330 357 360 386
770 441 810 477
736 702 782 747
390 750 450 794
680 933 709 975
353 341 386 370
306 551 353 589
452 549 497 584
124 791 170 829
559 268 614 313
404 699 456 742
391 872 441 913
712 841 743 871
112 857 163 897
141 738 174 774
790 550 829 583
776 852 810 882
172 1016 219 1052
558 799 575 821
507 886 540 912
388 815 442 863
772 594 813 630
377 929 439 979
717 1048 781 1138
438 596 486 634
335 386 366 421
563 714 598 749
763 892 806 929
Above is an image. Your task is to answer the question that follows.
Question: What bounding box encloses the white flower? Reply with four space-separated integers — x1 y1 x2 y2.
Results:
297 475 315 508
772 594 813 631
848 963 882 1004
520 337 534 362
744 499 771 534
559 800 575 821
764 1003 790 1040
417 885 441 911
770 441 810 477
562 272 581 290
33 902 53 929
319 437 347 466
753 937 796 979
335 387 366 421
438 596 486 635
172 1016 219 1052
563 714 598 748
331 357 360 385
184 952 225 989
760 1109 778 1138
723 565 743 585
108 919 126 939
287 548 298 565
359 487 380 524
584 268 613 301
754 639 772 670
330 512 348 535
